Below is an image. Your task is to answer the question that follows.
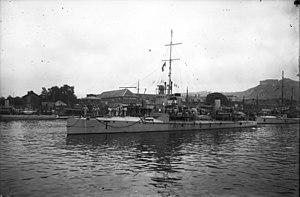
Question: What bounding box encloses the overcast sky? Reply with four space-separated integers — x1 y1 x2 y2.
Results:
0 0 299 98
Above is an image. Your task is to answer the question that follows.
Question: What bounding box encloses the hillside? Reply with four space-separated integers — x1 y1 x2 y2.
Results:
224 78 299 101
184 78 299 101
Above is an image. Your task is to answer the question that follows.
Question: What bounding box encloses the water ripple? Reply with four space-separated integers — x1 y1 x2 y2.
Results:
0 121 298 196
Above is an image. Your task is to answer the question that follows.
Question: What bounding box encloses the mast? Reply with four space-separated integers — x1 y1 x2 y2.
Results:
294 0 300 126
186 87 189 109
256 94 259 114
163 30 182 95
281 70 284 105
291 87 294 106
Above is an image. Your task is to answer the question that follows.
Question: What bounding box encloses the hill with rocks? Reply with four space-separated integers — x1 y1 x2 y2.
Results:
184 78 299 102
225 78 299 101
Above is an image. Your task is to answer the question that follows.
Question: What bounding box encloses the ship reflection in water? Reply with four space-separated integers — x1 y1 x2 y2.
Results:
0 120 298 197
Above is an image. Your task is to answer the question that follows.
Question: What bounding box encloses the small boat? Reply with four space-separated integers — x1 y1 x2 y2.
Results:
256 115 299 124
56 115 81 120
23 110 37 115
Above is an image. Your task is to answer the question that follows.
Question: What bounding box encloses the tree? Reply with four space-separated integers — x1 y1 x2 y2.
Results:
13 97 23 106
40 85 77 106
47 86 60 102
0 97 5 106
60 85 77 106
41 87 49 102
6 95 13 105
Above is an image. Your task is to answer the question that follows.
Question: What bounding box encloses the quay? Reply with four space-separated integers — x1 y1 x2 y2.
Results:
0 114 57 121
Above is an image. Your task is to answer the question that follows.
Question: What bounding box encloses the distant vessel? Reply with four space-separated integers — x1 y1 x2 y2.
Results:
256 115 299 124
256 71 299 124
67 30 257 135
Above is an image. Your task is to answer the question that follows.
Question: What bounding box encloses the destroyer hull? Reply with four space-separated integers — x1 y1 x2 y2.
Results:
67 117 257 135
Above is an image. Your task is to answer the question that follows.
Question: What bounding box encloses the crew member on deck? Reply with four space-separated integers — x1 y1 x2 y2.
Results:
82 105 88 117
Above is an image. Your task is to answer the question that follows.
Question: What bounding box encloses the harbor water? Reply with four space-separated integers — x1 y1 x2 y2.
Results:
0 120 299 197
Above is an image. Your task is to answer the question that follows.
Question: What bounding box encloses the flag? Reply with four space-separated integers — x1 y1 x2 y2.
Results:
162 62 166 72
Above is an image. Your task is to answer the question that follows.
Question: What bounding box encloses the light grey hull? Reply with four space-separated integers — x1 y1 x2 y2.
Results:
67 117 257 135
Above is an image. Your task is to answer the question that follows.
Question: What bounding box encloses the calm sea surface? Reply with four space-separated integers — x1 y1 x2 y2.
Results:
0 120 298 197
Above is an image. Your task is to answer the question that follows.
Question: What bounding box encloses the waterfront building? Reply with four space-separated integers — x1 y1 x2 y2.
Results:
226 95 238 102
98 89 137 107
55 100 67 107
136 93 157 107
41 102 55 114
80 94 101 106
22 91 41 111
206 92 229 106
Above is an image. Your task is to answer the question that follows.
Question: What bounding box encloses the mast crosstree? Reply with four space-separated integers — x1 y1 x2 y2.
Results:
162 30 182 95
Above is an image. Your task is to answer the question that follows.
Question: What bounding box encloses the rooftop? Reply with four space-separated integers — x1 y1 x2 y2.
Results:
98 89 136 99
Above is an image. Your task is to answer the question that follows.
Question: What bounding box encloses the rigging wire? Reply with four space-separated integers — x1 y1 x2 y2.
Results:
133 30 210 94
171 60 200 93
142 46 169 82
127 46 170 92
184 61 202 91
